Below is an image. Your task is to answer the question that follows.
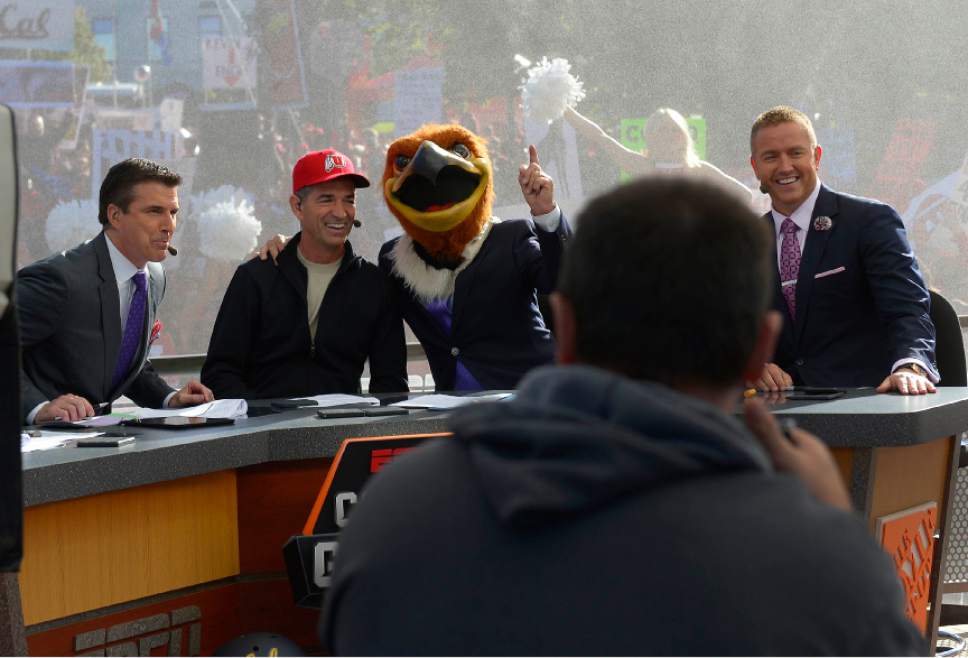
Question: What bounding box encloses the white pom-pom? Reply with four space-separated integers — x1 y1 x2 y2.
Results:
45 199 100 254
192 186 263 262
521 57 585 124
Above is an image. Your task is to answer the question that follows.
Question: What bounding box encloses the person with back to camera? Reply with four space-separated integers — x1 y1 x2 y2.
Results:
318 176 923 656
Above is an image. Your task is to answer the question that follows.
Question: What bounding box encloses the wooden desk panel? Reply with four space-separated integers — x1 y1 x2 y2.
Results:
19 470 239 625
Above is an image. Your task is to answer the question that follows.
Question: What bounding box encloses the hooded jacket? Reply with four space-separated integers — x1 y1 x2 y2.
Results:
320 365 923 656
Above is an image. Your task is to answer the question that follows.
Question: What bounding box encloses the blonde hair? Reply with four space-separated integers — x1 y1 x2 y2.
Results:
645 108 700 168
750 105 817 154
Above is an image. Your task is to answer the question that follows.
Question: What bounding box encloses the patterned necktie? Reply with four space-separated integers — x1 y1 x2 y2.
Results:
112 271 147 390
779 217 802 319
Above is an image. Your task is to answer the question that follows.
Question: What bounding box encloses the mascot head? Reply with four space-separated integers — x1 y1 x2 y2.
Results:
383 124 493 266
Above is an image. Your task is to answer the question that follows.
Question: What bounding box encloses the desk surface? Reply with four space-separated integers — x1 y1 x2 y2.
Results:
23 409 450 507
22 388 968 507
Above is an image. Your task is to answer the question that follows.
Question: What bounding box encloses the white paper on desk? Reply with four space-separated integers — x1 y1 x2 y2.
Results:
391 393 511 410
298 394 380 408
132 398 248 419
21 431 104 452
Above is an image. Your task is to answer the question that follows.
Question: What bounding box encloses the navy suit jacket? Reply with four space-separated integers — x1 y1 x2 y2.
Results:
769 185 937 387
379 217 571 391
17 232 174 422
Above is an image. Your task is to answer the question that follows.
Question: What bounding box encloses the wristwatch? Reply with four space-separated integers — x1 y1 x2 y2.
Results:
896 363 927 377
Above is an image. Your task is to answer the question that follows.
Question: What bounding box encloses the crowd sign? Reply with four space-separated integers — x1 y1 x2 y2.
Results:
815 126 857 186
393 67 444 137
874 119 936 209
0 1 74 52
91 128 174 200
258 0 307 108
202 37 257 91
0 60 73 109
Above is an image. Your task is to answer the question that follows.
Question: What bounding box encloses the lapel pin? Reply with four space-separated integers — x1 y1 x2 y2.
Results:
813 216 833 231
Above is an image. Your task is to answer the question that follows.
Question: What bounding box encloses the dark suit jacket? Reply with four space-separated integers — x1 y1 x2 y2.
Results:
769 185 937 387
379 217 571 391
17 232 174 422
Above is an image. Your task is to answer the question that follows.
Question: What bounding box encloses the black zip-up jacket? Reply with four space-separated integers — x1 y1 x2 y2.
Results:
202 234 408 399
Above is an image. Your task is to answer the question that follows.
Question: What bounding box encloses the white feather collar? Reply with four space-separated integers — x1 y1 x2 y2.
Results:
389 218 499 303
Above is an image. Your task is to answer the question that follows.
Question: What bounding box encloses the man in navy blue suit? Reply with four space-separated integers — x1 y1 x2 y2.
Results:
750 106 937 394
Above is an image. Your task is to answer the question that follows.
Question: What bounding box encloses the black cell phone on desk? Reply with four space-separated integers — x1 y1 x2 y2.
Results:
786 390 844 401
316 407 410 419
317 408 366 419
76 435 135 448
270 398 317 410
121 416 235 429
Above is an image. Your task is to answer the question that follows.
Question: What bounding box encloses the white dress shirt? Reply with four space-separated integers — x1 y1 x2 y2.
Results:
105 233 149 334
770 180 821 270
532 205 562 233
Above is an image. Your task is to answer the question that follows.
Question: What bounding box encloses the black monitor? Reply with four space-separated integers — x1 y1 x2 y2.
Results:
0 103 22 572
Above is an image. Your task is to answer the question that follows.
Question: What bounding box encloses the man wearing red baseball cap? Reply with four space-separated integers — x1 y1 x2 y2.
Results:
201 149 408 399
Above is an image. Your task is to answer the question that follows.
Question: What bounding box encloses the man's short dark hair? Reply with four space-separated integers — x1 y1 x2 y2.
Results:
559 177 773 388
98 158 181 225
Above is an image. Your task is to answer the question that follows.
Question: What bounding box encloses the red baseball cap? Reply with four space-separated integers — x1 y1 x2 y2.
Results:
292 149 370 194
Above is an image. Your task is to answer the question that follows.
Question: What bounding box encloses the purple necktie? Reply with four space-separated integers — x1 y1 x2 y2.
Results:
424 298 482 391
112 271 147 390
779 217 801 319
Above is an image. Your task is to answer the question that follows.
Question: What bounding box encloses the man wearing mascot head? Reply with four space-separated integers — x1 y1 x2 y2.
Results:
378 124 571 391
259 125 571 392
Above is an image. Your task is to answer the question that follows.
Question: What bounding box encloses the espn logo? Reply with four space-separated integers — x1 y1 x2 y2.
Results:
370 447 414 473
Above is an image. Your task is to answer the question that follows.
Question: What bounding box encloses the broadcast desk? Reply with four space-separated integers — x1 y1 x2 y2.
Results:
17 389 968 655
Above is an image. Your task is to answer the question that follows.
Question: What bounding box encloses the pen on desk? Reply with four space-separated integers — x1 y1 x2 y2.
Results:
743 387 795 398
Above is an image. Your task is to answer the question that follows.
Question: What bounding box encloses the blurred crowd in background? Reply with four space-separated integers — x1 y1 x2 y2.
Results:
13 0 968 354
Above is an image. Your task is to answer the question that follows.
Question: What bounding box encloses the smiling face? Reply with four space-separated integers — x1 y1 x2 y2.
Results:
106 181 179 268
383 124 494 263
750 121 822 216
290 178 356 262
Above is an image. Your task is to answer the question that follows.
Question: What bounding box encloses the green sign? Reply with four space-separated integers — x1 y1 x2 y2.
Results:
686 116 707 161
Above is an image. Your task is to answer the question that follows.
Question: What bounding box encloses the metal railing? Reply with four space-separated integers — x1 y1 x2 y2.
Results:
150 342 428 376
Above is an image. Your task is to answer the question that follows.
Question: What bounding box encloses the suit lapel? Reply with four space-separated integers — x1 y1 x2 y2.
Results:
94 234 122 399
794 185 839 341
451 262 476 332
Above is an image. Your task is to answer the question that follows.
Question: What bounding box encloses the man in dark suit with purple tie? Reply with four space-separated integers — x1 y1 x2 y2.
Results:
18 158 212 424
749 106 937 394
